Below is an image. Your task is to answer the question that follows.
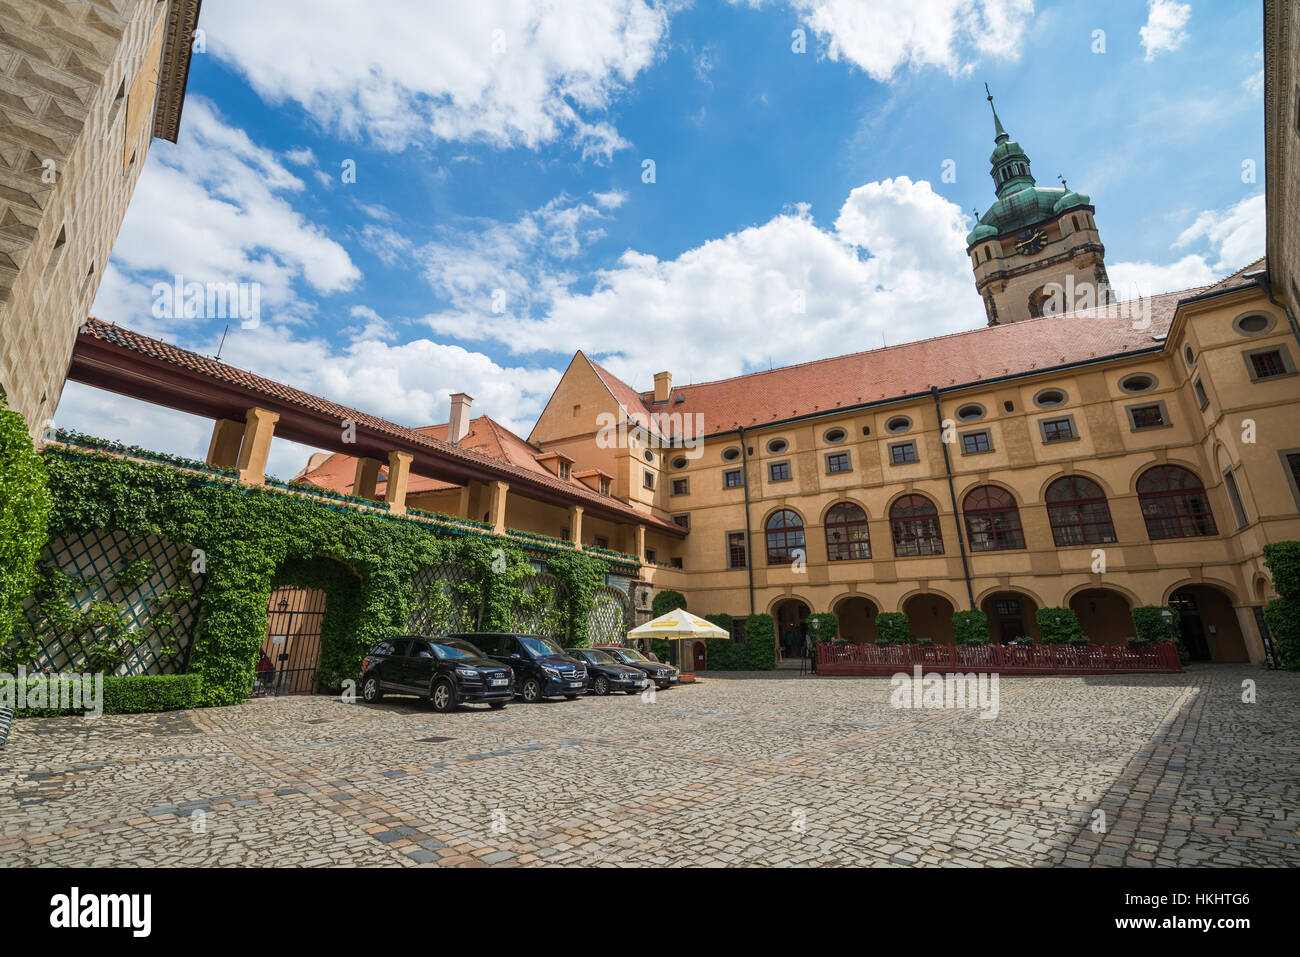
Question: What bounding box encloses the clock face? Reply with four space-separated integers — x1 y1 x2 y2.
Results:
1015 228 1048 255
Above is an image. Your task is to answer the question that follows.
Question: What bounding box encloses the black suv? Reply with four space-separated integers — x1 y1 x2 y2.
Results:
455 633 587 702
565 647 651 696
600 646 680 690
358 636 513 712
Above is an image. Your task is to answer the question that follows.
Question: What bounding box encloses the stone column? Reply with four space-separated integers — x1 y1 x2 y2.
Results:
634 524 646 562
569 505 584 546
352 457 383 500
386 451 413 515
488 480 509 534
236 407 279 486
206 418 244 469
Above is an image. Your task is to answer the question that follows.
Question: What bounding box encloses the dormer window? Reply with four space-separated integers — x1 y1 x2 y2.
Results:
559 461 570 481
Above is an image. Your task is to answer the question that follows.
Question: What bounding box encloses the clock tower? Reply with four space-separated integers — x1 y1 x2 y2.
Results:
966 90 1113 326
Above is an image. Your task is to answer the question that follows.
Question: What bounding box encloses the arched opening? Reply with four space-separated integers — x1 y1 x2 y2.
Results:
1068 588 1134 645
890 494 944 557
1169 585 1249 662
833 596 878 644
981 591 1040 643
963 485 1025 552
765 509 806 565
1045 475 1116 546
1137 465 1217 540
772 598 810 659
261 556 363 696
825 502 871 561
902 593 956 644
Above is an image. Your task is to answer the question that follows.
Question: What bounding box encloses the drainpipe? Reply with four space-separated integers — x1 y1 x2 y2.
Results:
739 426 756 617
931 386 976 610
1254 272 1300 350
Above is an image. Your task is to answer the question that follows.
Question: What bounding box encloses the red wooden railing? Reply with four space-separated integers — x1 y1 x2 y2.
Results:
816 641 1182 675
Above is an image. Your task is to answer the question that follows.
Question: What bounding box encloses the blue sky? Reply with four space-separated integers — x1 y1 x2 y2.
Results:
63 0 1267 478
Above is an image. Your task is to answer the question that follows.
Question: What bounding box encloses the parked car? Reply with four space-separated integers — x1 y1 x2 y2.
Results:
453 633 588 702
564 647 652 695
357 636 513 712
599 646 680 690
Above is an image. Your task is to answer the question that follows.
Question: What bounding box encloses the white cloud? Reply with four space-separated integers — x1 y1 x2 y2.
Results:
1108 193 1265 296
99 98 360 328
1140 0 1191 63
203 0 670 162
593 189 629 210
735 0 1035 79
420 176 985 387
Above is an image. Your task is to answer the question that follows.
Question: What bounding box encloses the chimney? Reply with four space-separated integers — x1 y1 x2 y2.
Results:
448 393 473 444
653 370 672 404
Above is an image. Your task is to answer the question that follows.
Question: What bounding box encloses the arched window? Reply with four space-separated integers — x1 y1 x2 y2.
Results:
765 509 806 565
890 495 944 557
1137 466 1218 539
1045 476 1117 546
825 503 870 561
963 485 1025 551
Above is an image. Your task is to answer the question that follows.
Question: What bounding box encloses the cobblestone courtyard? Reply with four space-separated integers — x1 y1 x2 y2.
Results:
2 664 1297 867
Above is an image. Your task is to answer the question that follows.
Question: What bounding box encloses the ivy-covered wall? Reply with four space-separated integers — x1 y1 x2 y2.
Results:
0 398 50 646
8 448 619 707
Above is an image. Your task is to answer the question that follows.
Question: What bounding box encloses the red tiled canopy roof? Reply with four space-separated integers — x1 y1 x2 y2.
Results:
72 319 684 536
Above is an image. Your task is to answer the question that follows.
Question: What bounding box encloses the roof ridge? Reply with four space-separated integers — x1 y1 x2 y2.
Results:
658 284 1208 395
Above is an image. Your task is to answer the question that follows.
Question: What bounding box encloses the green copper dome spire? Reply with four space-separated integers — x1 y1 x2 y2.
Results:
986 83 1007 140
984 85 1035 198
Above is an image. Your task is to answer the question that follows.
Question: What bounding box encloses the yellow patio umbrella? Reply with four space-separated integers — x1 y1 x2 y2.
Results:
627 610 728 675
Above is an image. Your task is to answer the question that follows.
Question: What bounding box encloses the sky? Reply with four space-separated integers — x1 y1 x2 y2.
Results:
59 0 1267 479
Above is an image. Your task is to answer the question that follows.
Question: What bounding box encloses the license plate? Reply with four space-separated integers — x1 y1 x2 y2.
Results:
491 678 508 686
569 681 583 688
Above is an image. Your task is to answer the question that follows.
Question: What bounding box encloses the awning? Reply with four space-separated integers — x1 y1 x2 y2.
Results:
627 610 728 640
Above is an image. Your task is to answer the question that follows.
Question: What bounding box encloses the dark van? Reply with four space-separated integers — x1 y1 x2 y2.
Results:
453 633 588 702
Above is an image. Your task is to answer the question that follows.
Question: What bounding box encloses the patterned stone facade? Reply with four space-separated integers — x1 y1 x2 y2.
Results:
0 0 198 435
1265 0 1299 315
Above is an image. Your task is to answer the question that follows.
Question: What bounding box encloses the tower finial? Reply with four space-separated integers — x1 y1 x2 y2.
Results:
985 83 1007 140
1058 173 1068 190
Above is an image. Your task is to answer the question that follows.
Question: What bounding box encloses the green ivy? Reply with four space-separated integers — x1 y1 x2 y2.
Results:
1265 542 1300 599
0 399 50 648
1263 597 1300 671
16 448 628 707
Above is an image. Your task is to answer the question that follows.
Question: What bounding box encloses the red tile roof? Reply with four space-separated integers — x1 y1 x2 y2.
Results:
616 265 1264 436
75 319 684 535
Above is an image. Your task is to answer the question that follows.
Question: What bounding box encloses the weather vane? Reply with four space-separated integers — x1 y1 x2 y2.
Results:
1058 173 1068 190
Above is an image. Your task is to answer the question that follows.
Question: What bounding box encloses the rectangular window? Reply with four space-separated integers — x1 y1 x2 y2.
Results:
1223 468 1248 529
960 430 992 455
645 548 657 564
1193 376 1210 410
672 513 690 529
1127 402 1169 430
769 461 791 482
730 619 746 643
1249 349 1288 379
558 461 571 480
1284 450 1300 509
642 470 655 490
889 441 918 465
671 478 689 496
594 536 609 549
825 451 851 474
723 468 743 489
669 556 683 569
726 531 747 569
1041 417 1075 443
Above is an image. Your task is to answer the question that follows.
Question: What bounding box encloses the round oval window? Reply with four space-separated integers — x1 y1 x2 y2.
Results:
671 455 687 469
955 404 984 421
1119 374 1155 393
766 438 788 454
886 416 911 434
1034 389 1066 408
823 427 847 444
722 447 741 461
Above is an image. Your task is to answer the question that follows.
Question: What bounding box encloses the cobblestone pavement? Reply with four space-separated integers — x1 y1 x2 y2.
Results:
1 665 1297 866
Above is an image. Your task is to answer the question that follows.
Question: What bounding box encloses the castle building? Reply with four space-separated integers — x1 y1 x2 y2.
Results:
0 0 200 436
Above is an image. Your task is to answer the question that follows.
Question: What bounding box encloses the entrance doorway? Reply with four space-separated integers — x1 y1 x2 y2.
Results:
1069 588 1134 645
772 599 809 659
259 586 326 695
693 641 707 671
902 593 956 644
1169 585 1248 662
981 592 1040 643
833 596 878 644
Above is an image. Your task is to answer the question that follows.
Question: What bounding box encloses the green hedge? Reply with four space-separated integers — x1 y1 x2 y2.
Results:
1263 597 1300 671
704 613 732 633
876 612 909 644
652 589 687 617
0 398 51 647
952 609 991 644
1264 541 1300 599
0 674 202 716
806 612 837 642
1036 606 1082 644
